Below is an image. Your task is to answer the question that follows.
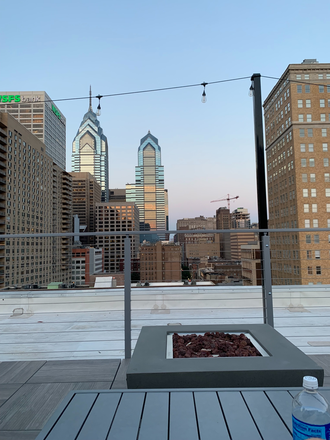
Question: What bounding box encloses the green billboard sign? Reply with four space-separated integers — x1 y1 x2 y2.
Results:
52 104 61 120
0 95 21 103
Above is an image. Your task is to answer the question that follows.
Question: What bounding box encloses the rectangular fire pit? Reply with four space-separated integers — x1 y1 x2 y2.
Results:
127 324 324 388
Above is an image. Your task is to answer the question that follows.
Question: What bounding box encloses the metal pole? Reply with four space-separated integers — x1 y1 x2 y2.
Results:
124 235 131 359
251 73 270 324
261 235 274 327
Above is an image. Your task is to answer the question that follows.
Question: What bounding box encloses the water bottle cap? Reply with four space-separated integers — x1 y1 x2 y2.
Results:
303 376 318 389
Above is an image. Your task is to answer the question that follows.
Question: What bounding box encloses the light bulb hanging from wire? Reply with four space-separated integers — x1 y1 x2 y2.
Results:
201 82 208 103
96 94 103 116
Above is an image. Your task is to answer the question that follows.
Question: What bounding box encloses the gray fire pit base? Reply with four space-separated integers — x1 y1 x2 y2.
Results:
127 324 324 389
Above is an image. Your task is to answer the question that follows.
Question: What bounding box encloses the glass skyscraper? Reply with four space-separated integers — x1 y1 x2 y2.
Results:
72 90 109 201
126 131 167 240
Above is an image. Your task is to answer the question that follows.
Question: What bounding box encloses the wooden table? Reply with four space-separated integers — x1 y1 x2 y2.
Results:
35 387 330 440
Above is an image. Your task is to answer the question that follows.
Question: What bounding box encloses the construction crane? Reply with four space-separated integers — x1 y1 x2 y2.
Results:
210 194 239 211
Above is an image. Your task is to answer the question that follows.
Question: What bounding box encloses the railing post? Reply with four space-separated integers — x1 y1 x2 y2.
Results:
261 234 274 327
124 235 131 359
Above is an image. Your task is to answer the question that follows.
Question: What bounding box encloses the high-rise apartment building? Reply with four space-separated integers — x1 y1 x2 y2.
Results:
0 91 66 170
72 90 109 201
264 59 330 285
70 172 102 245
126 132 167 240
95 202 139 273
0 112 72 288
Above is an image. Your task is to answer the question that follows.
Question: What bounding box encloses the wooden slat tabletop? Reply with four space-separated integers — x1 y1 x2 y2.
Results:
36 387 325 440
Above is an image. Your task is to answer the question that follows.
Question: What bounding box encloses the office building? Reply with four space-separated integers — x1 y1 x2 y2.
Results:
0 112 72 288
140 241 181 282
216 208 231 260
109 188 126 202
264 59 330 285
126 132 167 240
72 247 104 286
0 91 66 169
70 172 102 245
241 242 262 286
95 202 139 273
230 232 257 261
72 89 109 201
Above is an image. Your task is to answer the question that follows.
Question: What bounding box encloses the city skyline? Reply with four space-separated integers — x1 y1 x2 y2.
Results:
2 0 330 229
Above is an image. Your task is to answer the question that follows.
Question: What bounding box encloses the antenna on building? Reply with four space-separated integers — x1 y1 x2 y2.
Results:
89 86 92 111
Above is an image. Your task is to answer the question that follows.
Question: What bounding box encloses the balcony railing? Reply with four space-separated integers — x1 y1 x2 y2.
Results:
1 228 330 361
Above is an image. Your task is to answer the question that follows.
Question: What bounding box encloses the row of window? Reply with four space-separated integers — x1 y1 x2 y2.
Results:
298 114 330 122
300 143 328 152
301 158 329 167
300 128 328 137
298 98 330 107
297 84 330 93
296 74 330 80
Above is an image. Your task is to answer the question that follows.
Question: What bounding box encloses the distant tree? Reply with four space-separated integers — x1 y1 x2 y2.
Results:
181 265 191 280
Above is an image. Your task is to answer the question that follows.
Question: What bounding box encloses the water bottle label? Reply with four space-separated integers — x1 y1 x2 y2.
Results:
292 415 330 439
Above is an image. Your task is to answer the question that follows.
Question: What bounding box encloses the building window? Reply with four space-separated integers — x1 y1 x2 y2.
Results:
298 114 304 122
305 85 310 93
313 219 319 227
307 250 312 259
319 85 325 93
309 158 315 167
296 75 302 80
305 219 310 228
316 266 322 275
308 128 313 137
323 143 328 152
314 235 320 244
304 204 309 213
315 250 321 259
319 74 324 79
312 203 317 212
322 128 327 137
327 204 330 212
324 158 329 167
300 144 306 152
308 266 313 275
300 129 305 137
311 189 317 197
310 173 316 182
297 85 302 93
302 173 308 182
326 189 330 197
321 114 326 122
306 234 311 243
325 173 330 182
306 99 311 108
320 99 325 107
303 189 308 197
298 100 303 108
301 159 307 167
307 114 312 122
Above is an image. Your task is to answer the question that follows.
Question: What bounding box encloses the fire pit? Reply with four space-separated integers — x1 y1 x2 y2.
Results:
127 324 324 389
170 332 265 358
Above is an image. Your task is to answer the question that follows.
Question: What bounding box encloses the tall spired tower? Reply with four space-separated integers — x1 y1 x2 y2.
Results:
72 87 109 201
126 131 168 240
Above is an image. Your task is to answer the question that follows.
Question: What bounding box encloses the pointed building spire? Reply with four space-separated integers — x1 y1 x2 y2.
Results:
89 85 92 111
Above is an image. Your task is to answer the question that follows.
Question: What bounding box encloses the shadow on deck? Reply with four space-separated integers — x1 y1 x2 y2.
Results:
0 356 328 440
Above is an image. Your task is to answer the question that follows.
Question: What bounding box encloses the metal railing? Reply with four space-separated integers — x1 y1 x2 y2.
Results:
1 227 330 360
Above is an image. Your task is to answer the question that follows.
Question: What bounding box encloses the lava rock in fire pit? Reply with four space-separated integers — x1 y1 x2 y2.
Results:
172 331 262 358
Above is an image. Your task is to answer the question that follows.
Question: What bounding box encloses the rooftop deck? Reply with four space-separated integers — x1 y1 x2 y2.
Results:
0 356 328 440
0 285 330 438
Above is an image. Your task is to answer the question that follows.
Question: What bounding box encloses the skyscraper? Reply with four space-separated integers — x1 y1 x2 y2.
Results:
72 89 109 201
0 91 66 169
264 59 330 285
126 131 167 240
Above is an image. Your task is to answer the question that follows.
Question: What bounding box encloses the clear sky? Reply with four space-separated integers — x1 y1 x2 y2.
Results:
2 0 330 229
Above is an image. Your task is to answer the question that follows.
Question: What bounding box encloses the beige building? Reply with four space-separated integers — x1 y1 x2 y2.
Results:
264 59 330 285
70 172 102 245
140 241 181 282
241 242 262 286
0 112 72 289
230 232 257 261
185 233 220 259
95 202 139 273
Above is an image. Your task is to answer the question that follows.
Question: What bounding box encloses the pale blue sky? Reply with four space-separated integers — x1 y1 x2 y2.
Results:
2 0 330 228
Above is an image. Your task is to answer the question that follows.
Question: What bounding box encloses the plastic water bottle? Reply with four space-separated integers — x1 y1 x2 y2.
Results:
292 376 330 439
